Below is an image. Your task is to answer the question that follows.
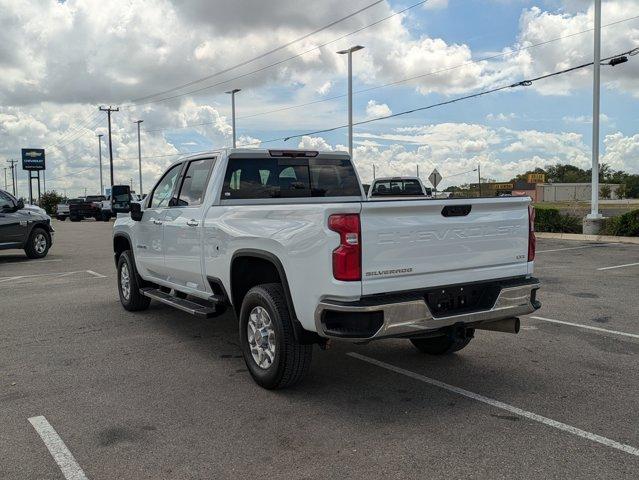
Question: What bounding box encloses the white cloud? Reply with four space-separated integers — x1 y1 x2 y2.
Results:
562 114 611 124
486 113 517 121
365 100 392 118
316 81 333 95
423 0 449 11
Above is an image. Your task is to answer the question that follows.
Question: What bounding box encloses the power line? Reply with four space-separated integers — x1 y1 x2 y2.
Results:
124 0 430 108
234 47 637 146
129 0 387 104
144 13 639 133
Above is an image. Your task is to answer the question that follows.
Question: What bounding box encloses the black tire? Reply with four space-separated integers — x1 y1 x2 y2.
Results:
70 216 81 222
24 227 51 259
56 216 67 221
117 250 151 311
410 329 474 355
239 283 312 389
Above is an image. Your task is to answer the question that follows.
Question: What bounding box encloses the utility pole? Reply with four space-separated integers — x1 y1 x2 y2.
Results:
477 163 482 197
588 0 602 220
337 45 364 158
7 159 17 197
416 164 419 178
99 106 119 188
225 89 241 148
134 120 143 195
97 134 104 195
373 164 376 180
3 167 7 190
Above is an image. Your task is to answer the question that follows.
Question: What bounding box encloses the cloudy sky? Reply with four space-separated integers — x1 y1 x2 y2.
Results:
1 0 638 196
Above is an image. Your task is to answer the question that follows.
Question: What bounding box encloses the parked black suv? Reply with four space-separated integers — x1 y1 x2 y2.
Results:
0 189 54 258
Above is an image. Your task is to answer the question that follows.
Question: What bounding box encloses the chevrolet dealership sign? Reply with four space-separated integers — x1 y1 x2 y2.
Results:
22 148 46 170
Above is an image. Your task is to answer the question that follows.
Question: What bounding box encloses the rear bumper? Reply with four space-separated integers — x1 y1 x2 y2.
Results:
314 277 540 341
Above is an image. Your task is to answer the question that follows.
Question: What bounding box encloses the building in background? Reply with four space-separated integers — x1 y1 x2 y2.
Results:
535 183 621 202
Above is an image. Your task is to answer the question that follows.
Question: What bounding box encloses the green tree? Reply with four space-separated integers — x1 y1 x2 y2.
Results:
38 191 65 215
600 184 611 199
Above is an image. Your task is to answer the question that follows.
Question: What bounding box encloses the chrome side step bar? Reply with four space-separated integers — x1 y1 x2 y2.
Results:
140 287 219 317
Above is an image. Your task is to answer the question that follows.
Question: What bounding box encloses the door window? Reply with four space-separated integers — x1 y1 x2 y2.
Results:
149 163 183 208
175 159 214 206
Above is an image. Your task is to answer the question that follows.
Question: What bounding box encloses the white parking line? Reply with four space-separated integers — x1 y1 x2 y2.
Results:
530 316 639 339
28 416 89 480
0 258 63 265
537 243 620 253
0 270 106 283
348 352 639 457
597 262 639 271
86 270 106 278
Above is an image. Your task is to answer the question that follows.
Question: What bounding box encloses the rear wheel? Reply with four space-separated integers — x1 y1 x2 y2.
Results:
117 250 150 311
24 227 51 259
70 216 81 222
410 329 474 355
239 283 312 389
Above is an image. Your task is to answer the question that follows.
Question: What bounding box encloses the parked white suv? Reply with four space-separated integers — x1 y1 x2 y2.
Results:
112 149 540 389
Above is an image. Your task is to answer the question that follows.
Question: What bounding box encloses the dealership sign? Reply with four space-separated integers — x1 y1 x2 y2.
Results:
22 148 46 170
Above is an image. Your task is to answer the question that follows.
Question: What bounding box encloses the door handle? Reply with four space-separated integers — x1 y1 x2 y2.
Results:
153 219 163 225
186 219 199 227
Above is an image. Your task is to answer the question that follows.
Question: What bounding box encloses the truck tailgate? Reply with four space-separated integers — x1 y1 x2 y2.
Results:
359 197 531 295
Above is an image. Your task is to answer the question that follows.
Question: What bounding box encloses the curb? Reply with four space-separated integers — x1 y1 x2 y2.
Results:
536 232 639 245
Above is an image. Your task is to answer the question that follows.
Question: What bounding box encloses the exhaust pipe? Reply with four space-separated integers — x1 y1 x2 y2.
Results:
475 317 520 334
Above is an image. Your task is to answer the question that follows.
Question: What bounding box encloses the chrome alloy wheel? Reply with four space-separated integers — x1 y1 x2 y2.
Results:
120 262 131 301
34 233 47 254
247 306 276 369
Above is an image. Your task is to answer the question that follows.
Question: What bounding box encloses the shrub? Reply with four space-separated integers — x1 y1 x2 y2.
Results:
601 209 639 237
534 207 582 233
38 191 65 215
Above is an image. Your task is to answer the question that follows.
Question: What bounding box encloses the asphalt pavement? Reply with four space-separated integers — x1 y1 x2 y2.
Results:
1 220 638 479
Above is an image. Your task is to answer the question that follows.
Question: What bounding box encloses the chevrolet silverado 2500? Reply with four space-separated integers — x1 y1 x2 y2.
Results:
112 149 540 389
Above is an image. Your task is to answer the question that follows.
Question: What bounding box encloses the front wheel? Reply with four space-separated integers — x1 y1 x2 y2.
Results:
410 329 474 355
117 250 150 311
239 283 312 389
24 227 51 259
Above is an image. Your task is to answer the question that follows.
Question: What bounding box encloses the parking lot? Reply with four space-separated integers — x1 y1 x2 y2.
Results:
1 219 638 479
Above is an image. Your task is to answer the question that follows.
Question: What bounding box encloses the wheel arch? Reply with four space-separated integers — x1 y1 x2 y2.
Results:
230 249 297 320
113 232 133 267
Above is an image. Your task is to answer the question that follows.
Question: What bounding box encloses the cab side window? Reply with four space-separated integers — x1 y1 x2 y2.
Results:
149 164 183 208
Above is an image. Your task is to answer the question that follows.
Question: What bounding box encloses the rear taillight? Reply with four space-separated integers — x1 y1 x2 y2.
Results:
528 205 536 261
328 214 361 281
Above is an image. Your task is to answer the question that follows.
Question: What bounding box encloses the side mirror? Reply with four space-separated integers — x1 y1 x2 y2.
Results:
16 199 24 210
111 185 131 214
130 201 143 221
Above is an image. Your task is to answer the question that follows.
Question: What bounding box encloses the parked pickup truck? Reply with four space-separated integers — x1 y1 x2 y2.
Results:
368 176 432 198
112 149 540 389
69 195 105 221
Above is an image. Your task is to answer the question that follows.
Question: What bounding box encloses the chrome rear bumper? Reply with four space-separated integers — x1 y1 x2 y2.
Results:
315 279 540 341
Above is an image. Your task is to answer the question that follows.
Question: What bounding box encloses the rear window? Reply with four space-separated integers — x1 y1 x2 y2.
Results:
370 179 424 196
222 157 360 199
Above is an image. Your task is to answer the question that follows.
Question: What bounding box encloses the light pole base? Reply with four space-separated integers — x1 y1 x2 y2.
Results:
583 215 607 235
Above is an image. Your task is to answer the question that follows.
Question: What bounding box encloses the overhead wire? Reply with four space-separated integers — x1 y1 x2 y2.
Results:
123 0 430 108
128 0 387 104
143 13 639 133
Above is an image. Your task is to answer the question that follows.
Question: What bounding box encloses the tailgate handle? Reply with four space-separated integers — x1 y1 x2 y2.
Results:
441 205 472 217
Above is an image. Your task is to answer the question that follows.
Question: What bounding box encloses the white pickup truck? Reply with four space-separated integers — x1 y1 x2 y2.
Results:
112 148 540 389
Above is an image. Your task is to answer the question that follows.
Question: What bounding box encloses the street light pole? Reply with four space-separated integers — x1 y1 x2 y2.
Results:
97 134 104 195
337 45 364 158
225 89 241 148
588 0 602 219
99 106 119 188
134 120 144 195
